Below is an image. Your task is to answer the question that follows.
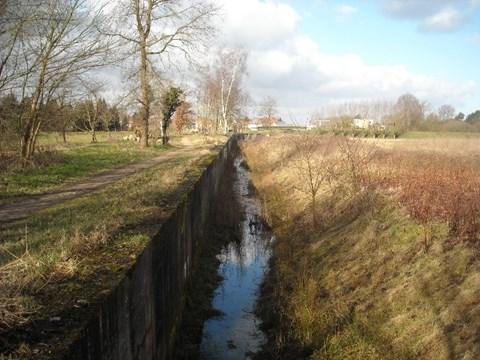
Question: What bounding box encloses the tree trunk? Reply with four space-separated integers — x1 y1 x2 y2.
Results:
162 120 168 145
21 115 41 166
61 127 67 143
21 59 47 165
139 40 150 148
91 129 97 143
30 121 42 157
21 121 34 166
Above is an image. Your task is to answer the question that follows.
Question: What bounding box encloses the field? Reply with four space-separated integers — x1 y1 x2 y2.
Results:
400 131 480 139
0 132 225 204
242 133 480 360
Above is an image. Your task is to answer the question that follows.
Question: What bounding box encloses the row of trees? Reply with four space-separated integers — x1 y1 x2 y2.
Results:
312 93 480 133
0 93 125 147
0 0 217 165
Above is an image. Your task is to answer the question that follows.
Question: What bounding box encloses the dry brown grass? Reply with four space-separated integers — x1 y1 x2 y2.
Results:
243 133 480 359
0 150 215 348
374 137 480 157
0 219 122 331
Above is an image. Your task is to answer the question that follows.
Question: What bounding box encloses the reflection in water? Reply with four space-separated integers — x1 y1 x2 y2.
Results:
200 157 274 360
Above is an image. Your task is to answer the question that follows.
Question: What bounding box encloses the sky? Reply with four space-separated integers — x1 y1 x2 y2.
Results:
215 0 480 122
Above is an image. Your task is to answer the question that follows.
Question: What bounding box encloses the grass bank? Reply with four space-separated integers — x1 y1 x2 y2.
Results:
0 132 164 203
0 132 227 204
242 134 480 360
0 145 219 359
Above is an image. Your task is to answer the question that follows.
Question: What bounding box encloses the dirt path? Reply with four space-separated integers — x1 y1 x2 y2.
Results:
0 146 216 224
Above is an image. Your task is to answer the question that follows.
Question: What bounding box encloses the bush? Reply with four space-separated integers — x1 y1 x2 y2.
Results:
378 153 480 245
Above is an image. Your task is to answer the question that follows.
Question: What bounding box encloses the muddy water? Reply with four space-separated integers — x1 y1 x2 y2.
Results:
199 157 274 360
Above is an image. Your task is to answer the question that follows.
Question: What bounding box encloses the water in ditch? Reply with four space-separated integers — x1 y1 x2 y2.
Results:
199 156 274 360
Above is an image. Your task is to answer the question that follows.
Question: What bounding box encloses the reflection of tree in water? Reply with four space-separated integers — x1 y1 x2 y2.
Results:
200 153 272 358
248 214 262 235
219 156 270 271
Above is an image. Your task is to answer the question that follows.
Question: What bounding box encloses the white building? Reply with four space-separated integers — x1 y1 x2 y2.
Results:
353 118 375 129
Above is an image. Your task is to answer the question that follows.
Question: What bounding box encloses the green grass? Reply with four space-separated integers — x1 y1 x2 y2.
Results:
400 131 480 139
36 131 131 148
0 152 214 266
0 148 217 355
0 133 171 202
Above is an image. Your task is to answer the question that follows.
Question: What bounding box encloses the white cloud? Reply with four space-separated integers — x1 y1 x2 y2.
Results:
383 0 472 17
217 0 300 49
247 35 476 109
336 4 358 16
421 7 465 32
214 0 476 121
383 0 475 32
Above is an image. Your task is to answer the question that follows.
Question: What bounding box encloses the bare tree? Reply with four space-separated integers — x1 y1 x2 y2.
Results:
0 1 26 91
194 64 221 134
438 104 455 121
218 49 248 134
106 0 217 147
393 93 424 130
12 0 110 164
46 90 73 143
74 82 107 143
290 133 335 228
319 100 394 124
258 96 277 126
194 49 248 134
337 136 376 195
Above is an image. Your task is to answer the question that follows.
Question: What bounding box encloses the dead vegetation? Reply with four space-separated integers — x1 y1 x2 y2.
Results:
242 133 480 359
0 219 120 332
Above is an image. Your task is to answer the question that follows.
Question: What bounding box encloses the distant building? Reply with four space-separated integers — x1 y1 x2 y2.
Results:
353 118 375 129
271 118 289 127
255 116 285 127
307 118 332 129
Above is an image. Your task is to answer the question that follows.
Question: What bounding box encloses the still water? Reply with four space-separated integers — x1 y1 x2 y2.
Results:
199 157 274 359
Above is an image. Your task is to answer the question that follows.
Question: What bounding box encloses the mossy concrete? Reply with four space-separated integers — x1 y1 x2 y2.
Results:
64 136 242 360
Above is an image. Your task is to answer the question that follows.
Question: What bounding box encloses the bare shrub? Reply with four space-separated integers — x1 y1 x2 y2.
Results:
373 152 480 247
289 133 336 228
439 165 480 241
336 137 377 195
